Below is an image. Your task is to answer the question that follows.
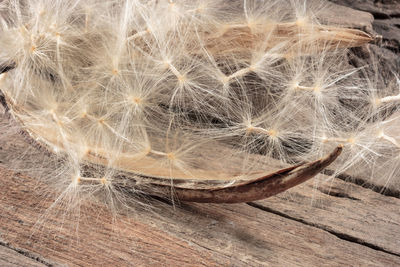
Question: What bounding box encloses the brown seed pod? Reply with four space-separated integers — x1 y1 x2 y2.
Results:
1 87 341 203
0 0 381 207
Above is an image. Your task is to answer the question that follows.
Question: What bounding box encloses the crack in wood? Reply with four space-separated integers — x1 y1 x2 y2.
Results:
247 202 400 258
316 187 361 201
323 169 400 199
369 12 400 20
0 240 57 267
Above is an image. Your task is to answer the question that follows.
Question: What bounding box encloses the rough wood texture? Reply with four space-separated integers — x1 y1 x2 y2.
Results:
254 178 400 256
330 0 400 58
0 243 49 267
1 1 400 266
328 0 400 194
1 168 400 266
0 170 225 267
319 2 375 34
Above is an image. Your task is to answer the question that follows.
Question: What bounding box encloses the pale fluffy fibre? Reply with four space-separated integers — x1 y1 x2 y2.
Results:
0 0 399 209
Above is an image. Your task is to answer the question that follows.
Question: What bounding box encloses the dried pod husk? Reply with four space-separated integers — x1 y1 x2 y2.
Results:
0 0 381 207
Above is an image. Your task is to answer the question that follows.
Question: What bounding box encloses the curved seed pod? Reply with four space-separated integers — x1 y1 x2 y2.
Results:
0 0 383 209
1 86 341 203
144 145 343 203
199 23 373 57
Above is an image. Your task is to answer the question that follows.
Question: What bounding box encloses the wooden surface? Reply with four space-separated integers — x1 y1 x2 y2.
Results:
0 244 48 267
1 1 400 266
1 167 400 266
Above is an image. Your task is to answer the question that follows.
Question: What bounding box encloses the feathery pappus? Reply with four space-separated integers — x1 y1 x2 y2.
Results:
0 0 398 212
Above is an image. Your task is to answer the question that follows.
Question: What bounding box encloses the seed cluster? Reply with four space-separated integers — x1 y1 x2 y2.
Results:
0 0 399 207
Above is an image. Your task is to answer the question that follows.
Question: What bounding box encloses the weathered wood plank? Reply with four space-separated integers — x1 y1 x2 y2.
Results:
255 175 400 256
0 171 227 267
330 0 400 18
329 0 400 194
0 243 49 267
1 167 400 266
318 2 374 34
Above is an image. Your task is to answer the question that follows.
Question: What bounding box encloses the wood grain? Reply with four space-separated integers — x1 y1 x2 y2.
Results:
0 244 49 267
255 176 400 256
0 169 227 266
1 166 400 266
